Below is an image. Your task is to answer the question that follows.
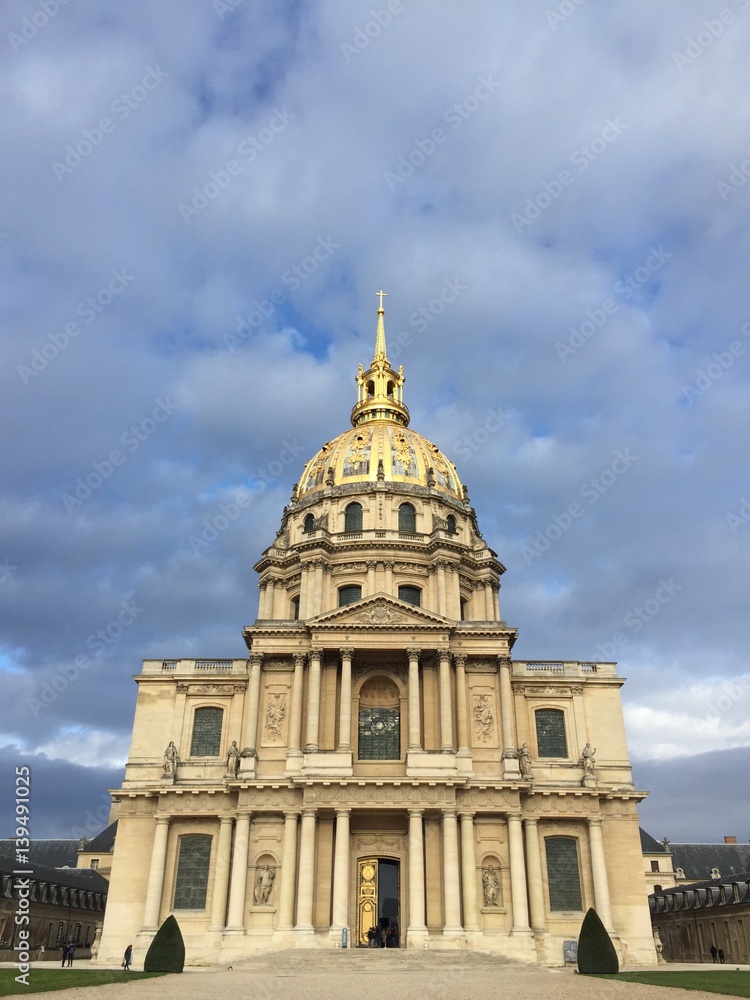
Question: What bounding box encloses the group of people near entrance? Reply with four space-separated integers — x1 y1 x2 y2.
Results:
366 924 399 947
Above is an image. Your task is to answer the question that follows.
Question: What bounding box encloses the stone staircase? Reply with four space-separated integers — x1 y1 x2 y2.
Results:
230 948 518 974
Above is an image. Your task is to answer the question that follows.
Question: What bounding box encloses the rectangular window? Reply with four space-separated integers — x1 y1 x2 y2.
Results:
651 860 659 872
190 706 223 756
535 708 568 757
339 585 362 606
173 834 212 909
545 837 583 911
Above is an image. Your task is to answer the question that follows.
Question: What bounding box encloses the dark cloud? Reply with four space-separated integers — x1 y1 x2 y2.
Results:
1 0 748 839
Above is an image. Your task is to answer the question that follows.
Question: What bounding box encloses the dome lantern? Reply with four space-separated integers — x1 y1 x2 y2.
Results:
350 291 409 428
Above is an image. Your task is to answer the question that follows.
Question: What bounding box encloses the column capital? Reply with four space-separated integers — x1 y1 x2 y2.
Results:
258 581 268 592
523 816 539 827
454 653 468 668
283 809 300 820
236 808 253 821
218 815 234 826
366 560 378 570
339 646 354 659
309 648 323 663
383 560 394 570
441 806 458 818
587 816 603 828
154 814 171 825
292 653 307 667
335 807 351 818
406 646 421 660
497 654 512 669
301 806 318 819
249 652 264 668
407 807 424 818
438 648 452 663
458 809 475 820
506 811 523 823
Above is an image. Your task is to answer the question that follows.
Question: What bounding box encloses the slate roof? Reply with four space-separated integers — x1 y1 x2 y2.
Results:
640 828 668 853
0 839 80 869
669 843 750 881
81 821 117 854
0 853 109 893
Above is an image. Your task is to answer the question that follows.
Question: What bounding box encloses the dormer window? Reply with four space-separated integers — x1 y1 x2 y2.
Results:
344 502 363 532
446 514 456 534
398 502 416 533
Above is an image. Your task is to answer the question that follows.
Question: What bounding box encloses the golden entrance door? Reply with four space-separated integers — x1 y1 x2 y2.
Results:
356 858 378 946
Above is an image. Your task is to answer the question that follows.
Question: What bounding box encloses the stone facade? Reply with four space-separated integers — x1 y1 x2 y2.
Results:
98 300 656 966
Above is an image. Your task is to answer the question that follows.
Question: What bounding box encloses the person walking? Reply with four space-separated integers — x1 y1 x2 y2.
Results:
123 944 133 971
66 942 76 967
710 943 718 962
718 948 725 963
61 943 68 967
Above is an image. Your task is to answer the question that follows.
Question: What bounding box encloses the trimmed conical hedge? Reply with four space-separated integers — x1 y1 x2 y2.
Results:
143 915 185 973
577 907 619 974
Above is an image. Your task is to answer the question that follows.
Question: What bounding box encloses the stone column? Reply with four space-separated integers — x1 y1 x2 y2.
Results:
288 654 306 757
452 565 462 620
330 809 351 935
298 562 312 620
507 813 531 934
384 560 394 595
366 560 377 595
243 653 263 754
265 578 276 618
295 808 317 931
277 811 299 929
312 560 324 617
304 650 322 752
498 655 517 756
257 582 267 619
407 647 421 750
524 818 546 933
459 811 480 931
442 809 463 934
454 655 470 754
407 809 427 943
208 816 234 931
588 817 614 931
225 811 251 931
437 561 447 616
338 647 353 751
492 582 501 621
438 649 453 751
142 816 169 929
484 581 494 620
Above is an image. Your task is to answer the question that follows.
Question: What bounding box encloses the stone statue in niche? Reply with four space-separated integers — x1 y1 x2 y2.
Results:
580 743 596 773
482 865 500 906
518 742 532 778
473 695 494 741
254 865 275 905
225 740 240 776
265 693 286 740
162 741 179 774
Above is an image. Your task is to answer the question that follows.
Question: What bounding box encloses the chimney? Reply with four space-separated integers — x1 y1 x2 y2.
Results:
724 835 737 844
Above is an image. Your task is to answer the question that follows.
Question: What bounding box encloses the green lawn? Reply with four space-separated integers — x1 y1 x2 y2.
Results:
0 969 166 996
594 971 750 997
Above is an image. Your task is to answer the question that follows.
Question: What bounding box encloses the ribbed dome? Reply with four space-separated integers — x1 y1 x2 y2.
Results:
297 422 464 499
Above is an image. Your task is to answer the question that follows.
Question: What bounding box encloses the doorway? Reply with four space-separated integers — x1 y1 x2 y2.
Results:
356 857 400 947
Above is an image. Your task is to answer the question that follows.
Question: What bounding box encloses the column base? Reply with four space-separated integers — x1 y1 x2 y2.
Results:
238 755 257 779
405 927 428 949
222 926 246 936
510 926 533 936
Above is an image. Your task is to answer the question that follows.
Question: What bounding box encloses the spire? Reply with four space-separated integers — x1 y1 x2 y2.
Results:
374 289 388 362
350 291 410 428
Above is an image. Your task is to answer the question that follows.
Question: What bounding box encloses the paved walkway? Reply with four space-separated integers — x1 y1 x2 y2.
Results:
6 951 750 1000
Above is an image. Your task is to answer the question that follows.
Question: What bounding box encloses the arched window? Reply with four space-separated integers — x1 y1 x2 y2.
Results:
303 513 314 533
366 380 375 397
344 502 363 532
398 585 421 606
398 502 416 533
173 834 212 909
535 708 568 757
386 380 394 397
460 597 468 621
358 677 400 760
339 585 362 606
190 707 223 756
446 514 456 534
545 837 582 911
290 595 300 620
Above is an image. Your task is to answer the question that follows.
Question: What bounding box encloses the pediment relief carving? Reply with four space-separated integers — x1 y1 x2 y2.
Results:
309 595 451 628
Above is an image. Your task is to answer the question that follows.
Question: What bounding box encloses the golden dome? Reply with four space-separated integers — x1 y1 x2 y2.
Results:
297 293 464 500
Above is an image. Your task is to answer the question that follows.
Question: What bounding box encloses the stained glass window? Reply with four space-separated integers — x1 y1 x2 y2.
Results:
545 837 582 911
173 835 212 909
535 708 568 757
358 707 400 760
398 503 416 532
339 585 362 606
344 502 363 532
398 585 421 606
190 707 223 756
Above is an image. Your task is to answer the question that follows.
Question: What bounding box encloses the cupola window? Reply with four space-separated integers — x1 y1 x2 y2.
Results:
344 502 363 532
303 513 314 532
398 585 421 606
446 514 456 534
338 585 362 606
398 502 416 533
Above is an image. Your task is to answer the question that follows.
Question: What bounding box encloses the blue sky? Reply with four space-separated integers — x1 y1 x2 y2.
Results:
1 0 749 842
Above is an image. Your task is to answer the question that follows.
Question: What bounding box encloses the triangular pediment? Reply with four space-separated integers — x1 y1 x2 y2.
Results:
308 593 453 629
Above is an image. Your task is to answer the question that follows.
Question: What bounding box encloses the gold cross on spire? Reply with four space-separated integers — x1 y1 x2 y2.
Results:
376 289 387 310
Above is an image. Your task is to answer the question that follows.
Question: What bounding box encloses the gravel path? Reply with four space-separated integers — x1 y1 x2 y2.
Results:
14 953 743 1000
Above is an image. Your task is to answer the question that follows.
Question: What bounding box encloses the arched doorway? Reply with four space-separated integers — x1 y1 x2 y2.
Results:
356 857 400 947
